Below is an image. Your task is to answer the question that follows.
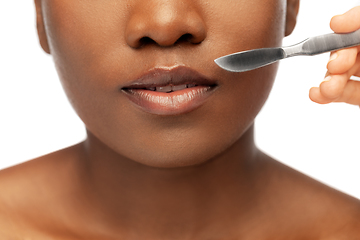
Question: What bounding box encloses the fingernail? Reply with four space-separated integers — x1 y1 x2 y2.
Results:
329 53 338 62
323 76 332 82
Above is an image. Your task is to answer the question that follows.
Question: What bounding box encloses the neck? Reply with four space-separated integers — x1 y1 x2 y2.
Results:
78 124 264 238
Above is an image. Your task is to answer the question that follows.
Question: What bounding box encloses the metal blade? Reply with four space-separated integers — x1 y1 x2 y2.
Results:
214 47 286 72
215 30 360 73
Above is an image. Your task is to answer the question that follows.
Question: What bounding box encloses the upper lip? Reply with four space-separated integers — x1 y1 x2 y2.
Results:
121 65 218 89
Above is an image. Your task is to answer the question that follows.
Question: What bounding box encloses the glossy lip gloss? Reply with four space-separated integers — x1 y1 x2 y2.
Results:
121 66 218 115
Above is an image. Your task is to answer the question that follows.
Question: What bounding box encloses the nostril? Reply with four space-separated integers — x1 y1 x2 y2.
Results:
175 34 195 45
137 34 197 48
139 37 156 47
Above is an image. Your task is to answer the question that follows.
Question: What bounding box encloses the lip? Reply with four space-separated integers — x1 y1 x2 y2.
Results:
121 66 219 115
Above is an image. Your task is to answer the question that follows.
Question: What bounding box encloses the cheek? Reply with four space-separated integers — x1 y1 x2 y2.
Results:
215 65 278 144
42 0 129 89
42 0 131 117
206 0 286 51
203 0 285 133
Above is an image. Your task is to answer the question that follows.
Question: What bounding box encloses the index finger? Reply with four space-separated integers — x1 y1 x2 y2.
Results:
330 6 360 33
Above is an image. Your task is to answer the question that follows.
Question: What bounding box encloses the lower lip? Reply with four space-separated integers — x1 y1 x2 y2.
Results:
122 86 216 115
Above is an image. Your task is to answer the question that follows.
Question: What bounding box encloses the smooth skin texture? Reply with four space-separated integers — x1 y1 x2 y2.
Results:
310 6 360 105
0 1 360 239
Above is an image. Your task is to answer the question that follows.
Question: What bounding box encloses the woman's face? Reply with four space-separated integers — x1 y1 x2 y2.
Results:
36 0 297 168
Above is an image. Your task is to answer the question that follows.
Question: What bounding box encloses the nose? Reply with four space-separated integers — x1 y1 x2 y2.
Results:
125 1 207 48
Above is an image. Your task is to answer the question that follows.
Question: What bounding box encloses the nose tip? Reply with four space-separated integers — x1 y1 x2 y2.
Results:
125 4 207 48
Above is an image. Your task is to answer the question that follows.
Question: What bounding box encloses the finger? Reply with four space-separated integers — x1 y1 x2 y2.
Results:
309 87 333 104
320 56 360 100
333 79 360 105
330 6 360 33
327 47 358 75
319 74 348 100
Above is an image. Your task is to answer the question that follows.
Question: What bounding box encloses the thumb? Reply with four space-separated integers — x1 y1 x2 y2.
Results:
330 6 360 33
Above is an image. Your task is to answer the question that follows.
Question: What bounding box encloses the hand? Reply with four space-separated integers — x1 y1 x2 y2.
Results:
309 6 360 106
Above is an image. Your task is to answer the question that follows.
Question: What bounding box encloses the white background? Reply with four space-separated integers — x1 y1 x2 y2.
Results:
1 1 359 198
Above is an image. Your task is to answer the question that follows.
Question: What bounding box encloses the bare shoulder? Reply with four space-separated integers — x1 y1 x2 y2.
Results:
320 193 360 239
317 193 360 239
0 143 85 238
258 152 360 239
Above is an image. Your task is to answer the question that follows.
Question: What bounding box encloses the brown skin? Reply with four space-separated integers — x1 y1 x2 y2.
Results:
1 0 360 239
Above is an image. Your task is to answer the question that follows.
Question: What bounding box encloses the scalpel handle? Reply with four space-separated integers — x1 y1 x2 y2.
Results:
301 29 360 56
